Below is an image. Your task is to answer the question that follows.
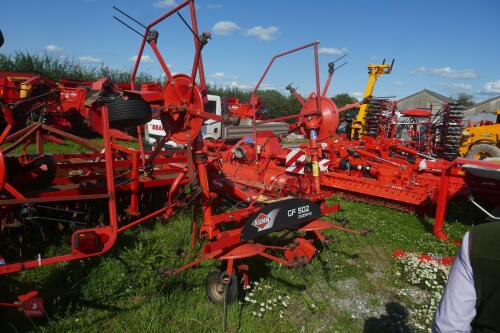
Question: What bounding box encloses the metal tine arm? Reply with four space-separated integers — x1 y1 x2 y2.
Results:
113 6 147 28
112 6 148 38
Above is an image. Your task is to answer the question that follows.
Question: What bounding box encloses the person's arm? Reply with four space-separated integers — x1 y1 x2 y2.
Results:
432 232 476 332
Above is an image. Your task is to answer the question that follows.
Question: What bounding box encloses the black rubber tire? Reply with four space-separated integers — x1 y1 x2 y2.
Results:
205 270 238 305
466 143 500 160
107 99 152 129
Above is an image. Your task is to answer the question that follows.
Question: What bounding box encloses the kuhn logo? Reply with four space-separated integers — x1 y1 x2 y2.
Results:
251 209 280 232
253 213 271 230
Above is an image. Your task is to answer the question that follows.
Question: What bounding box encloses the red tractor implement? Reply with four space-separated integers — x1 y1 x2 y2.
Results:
117 2 363 304
0 72 162 141
284 62 500 241
0 100 189 276
0 1 363 311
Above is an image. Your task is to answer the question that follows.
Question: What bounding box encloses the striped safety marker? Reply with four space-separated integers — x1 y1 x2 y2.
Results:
285 148 330 174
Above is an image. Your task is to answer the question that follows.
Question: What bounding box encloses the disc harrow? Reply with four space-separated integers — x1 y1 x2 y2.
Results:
432 103 465 160
284 61 500 243
363 98 390 137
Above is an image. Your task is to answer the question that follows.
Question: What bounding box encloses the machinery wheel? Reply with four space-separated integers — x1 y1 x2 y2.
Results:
466 144 500 160
107 99 152 129
205 270 238 305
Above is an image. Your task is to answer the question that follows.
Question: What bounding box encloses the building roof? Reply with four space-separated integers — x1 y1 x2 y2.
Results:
468 95 500 108
463 94 500 116
398 89 452 103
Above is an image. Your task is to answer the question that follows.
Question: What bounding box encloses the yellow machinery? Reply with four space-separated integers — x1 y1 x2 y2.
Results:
460 110 500 159
350 60 393 139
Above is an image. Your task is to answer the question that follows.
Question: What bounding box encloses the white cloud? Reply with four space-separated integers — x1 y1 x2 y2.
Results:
212 21 240 36
440 82 473 91
432 67 477 79
482 80 500 95
231 81 247 89
78 55 102 63
228 81 253 90
130 55 155 63
318 47 348 56
393 81 406 87
44 44 63 53
210 72 226 79
413 66 477 79
153 0 176 8
214 80 277 92
260 83 277 91
245 26 280 41
350 92 363 100
207 3 222 9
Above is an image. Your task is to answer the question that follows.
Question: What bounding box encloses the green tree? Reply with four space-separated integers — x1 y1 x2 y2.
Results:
452 93 475 107
286 94 302 115
257 90 288 119
332 93 357 108
206 84 250 101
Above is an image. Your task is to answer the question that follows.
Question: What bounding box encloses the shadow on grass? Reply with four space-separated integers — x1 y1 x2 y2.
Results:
363 301 411 333
0 210 182 333
415 196 486 237
363 302 411 333
0 257 111 333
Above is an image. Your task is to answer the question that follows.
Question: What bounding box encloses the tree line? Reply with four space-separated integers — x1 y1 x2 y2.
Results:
9 52 479 120
1 51 362 120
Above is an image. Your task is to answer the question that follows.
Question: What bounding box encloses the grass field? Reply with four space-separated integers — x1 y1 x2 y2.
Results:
0 141 478 333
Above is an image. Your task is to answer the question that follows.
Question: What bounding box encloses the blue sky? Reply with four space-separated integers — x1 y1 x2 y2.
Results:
1 0 499 101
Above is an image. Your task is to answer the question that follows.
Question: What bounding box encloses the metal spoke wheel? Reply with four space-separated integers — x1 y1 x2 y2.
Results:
205 270 239 305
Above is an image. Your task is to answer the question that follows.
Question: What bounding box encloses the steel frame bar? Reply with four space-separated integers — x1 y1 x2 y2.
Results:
130 0 193 88
250 41 321 159
434 158 500 241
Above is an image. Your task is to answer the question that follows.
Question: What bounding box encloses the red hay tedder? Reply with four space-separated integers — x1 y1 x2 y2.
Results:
0 0 365 311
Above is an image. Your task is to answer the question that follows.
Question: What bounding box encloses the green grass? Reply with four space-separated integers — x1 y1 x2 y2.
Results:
0 141 475 333
0 201 472 332
5 138 139 155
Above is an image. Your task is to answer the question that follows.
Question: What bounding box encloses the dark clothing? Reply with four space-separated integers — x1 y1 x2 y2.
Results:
470 222 500 333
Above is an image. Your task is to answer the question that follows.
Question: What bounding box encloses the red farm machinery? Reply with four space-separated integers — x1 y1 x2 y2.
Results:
0 71 164 141
281 60 500 242
1 0 499 317
0 0 365 312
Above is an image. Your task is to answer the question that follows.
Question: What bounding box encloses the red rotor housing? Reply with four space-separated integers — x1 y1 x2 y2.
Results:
299 94 339 141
